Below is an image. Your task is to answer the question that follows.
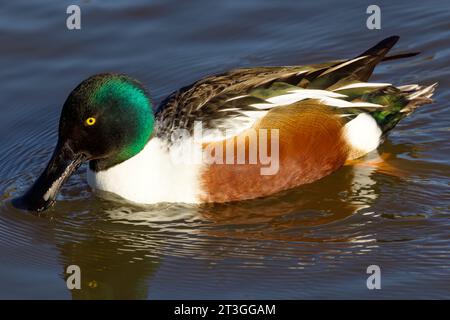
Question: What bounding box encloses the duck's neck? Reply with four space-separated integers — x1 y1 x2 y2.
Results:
89 131 155 172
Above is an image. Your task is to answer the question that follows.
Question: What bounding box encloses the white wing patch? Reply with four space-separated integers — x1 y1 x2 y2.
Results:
333 82 391 91
264 89 346 105
248 87 384 109
210 83 387 142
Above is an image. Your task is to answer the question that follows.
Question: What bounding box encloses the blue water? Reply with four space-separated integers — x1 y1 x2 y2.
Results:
0 0 449 299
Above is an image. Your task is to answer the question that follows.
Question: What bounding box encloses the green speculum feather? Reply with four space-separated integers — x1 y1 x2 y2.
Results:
367 92 409 133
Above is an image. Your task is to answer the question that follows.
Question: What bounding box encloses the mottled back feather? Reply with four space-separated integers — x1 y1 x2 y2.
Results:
154 36 433 143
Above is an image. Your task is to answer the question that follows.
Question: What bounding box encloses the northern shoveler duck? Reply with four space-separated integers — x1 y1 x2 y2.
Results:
14 36 437 211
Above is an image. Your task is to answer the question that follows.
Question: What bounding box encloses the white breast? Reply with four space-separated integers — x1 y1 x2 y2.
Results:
87 138 203 204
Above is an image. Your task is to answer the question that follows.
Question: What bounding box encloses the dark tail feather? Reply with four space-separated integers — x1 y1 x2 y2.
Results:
358 35 400 58
382 51 420 62
353 36 400 81
308 36 401 89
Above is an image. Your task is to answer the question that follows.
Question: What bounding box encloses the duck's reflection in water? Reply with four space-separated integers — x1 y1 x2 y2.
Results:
198 152 381 242
49 151 390 299
53 211 162 299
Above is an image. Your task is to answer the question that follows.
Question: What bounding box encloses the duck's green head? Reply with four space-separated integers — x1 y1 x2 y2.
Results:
14 73 155 211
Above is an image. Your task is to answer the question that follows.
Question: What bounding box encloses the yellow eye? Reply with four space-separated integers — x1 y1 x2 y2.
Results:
85 117 96 126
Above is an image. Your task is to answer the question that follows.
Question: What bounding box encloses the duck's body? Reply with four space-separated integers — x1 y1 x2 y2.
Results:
87 36 436 205
87 137 203 203
14 36 437 212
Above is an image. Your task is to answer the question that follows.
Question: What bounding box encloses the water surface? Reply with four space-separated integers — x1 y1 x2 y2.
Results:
0 0 449 299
